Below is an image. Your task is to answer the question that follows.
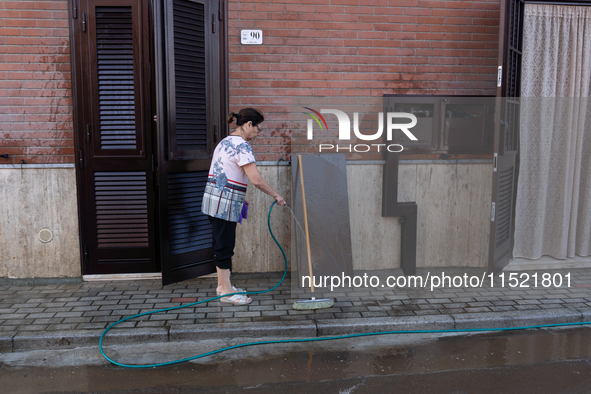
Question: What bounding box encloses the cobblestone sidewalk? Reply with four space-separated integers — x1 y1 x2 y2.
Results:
1 267 590 352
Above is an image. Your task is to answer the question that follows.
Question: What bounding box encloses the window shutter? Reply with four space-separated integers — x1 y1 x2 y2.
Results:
73 0 157 275
155 0 224 285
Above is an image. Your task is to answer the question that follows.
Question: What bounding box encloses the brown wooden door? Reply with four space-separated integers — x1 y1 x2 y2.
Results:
154 0 225 285
73 0 158 274
488 0 523 273
72 0 226 280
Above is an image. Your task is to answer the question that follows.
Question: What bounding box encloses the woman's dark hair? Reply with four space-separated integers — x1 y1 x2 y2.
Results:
227 108 264 127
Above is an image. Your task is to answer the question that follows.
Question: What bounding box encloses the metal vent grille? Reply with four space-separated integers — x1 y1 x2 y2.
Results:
167 172 212 255
96 7 137 150
94 172 149 248
172 0 207 151
494 167 514 247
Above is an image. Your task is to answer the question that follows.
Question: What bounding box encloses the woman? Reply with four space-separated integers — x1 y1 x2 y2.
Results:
201 108 286 305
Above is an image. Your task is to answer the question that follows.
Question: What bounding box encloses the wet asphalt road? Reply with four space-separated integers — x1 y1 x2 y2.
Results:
3 327 591 394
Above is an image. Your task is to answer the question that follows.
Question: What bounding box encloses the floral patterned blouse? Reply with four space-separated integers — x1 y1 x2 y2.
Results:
201 135 256 222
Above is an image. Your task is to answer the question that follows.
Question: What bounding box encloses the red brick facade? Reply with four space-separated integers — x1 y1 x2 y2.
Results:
0 0 73 164
0 0 500 164
228 0 500 161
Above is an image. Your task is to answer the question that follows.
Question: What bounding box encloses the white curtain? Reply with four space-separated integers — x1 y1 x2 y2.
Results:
514 4 591 259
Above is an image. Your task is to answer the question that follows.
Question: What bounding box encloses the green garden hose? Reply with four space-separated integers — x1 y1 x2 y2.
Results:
100 201 591 368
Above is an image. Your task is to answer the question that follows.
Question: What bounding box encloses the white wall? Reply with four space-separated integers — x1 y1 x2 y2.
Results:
0 162 492 278
0 168 81 278
233 162 492 273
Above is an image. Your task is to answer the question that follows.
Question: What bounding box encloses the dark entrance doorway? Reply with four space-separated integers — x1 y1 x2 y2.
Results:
70 0 228 285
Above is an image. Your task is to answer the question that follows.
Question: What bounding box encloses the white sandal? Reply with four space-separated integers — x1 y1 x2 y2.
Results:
220 294 252 305
216 286 244 296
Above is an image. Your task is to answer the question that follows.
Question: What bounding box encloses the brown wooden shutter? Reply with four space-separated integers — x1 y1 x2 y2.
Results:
155 0 225 285
72 0 157 275
488 0 523 273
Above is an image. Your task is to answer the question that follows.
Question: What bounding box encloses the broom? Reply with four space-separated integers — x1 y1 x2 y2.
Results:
293 155 334 310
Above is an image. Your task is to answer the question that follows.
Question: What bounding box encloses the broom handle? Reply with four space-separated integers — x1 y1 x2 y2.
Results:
298 155 315 295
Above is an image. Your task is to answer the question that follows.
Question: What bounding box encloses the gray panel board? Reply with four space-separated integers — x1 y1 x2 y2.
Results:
291 154 354 288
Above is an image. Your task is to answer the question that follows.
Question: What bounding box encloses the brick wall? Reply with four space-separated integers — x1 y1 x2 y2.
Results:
228 0 501 160
0 0 500 164
0 0 73 165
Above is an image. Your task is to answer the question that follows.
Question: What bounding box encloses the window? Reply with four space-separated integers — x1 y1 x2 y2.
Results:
384 95 494 155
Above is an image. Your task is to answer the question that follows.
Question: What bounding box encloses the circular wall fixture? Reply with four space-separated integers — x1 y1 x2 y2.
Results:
38 228 53 243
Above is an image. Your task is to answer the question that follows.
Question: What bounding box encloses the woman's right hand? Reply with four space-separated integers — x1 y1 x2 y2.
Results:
274 194 286 206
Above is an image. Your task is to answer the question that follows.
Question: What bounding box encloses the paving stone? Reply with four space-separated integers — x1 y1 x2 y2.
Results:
118 309 141 316
26 313 56 319
99 304 127 311
71 306 101 312
62 317 89 324
76 323 108 330
83 310 113 317
64 302 93 307
454 297 475 303
234 311 261 318
442 303 469 309
490 306 517 312
0 314 28 320
247 305 275 311
361 311 389 318
441 308 465 314
205 312 233 319
334 312 362 318
78 297 105 302
92 300 119 306
463 307 491 313
54 297 81 302
149 314 178 321
92 316 124 323
261 310 288 317
118 299 146 305
539 304 565 309
514 305 541 310
426 298 451 304
15 308 46 314
16 325 48 331
47 324 86 331
54 312 84 318
32 318 64 325
564 303 588 309
540 299 565 304
43 307 73 313
136 321 166 328
515 300 541 305
467 302 493 307
340 306 369 313
287 309 309 315
38 302 67 308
